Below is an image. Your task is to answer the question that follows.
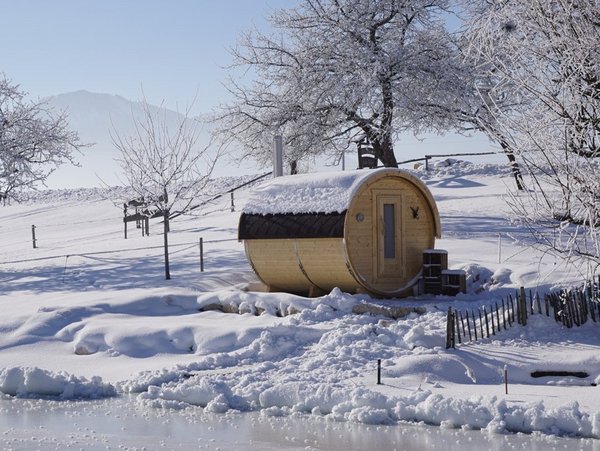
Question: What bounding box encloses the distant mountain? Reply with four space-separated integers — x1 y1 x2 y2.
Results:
43 91 204 189
42 90 497 189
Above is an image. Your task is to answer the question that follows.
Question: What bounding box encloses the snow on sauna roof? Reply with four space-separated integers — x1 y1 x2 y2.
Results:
244 169 383 215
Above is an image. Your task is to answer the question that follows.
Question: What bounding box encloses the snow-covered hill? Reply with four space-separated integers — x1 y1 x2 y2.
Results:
43 90 209 189
0 162 599 441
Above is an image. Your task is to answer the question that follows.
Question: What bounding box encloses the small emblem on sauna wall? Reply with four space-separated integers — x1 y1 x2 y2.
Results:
410 206 420 219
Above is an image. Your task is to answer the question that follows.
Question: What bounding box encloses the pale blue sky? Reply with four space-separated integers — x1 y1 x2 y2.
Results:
1 1 499 187
0 0 293 113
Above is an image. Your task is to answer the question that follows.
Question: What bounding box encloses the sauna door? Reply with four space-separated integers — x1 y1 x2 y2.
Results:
373 192 403 282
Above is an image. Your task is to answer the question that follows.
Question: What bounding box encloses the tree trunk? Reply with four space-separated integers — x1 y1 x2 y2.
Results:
500 140 525 191
163 209 170 280
372 137 398 168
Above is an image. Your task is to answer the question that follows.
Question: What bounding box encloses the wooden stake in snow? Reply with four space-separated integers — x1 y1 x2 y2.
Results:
199 237 204 273
504 365 508 395
31 225 37 249
377 359 382 385
519 287 527 326
446 307 455 349
498 233 502 263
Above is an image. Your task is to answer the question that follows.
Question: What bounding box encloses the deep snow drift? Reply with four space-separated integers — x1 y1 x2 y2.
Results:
0 161 599 440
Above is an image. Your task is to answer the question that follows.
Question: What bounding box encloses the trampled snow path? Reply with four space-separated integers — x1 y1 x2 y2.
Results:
0 162 599 441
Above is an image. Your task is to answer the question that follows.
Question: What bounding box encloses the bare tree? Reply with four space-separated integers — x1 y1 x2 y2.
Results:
113 98 218 280
456 54 526 190
214 0 470 168
464 0 600 271
0 75 83 203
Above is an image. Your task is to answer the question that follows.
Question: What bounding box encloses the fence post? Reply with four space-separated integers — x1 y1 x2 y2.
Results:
446 307 453 349
479 310 484 339
199 237 204 272
472 310 478 341
377 359 382 385
465 311 472 342
495 302 501 332
519 287 527 326
580 291 588 324
31 225 37 249
455 311 462 344
498 233 502 264
62 255 70 283
568 293 577 327
552 294 560 323
484 306 490 338
446 307 452 349
123 204 128 239
563 293 571 327
509 294 515 323
231 192 235 212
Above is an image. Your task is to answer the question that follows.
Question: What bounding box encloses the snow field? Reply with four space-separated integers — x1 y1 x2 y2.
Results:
0 162 599 441
133 290 600 438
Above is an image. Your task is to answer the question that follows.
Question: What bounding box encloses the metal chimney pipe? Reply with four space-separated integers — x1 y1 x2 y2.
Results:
273 135 283 178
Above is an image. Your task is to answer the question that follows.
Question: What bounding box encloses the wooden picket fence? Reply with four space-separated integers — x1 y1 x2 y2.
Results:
446 279 600 349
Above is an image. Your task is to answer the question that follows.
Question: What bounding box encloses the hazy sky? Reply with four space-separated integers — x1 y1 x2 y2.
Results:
0 0 294 114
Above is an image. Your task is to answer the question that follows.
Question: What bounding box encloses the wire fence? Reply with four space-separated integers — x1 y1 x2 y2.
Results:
397 151 498 169
1 172 269 249
0 237 239 266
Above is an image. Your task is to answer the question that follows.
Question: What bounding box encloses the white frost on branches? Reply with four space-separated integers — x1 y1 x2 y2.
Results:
112 97 218 279
0 75 83 203
465 0 600 271
112 98 217 219
214 0 469 168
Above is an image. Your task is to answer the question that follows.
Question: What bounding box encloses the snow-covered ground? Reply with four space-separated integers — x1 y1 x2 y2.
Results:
0 161 599 445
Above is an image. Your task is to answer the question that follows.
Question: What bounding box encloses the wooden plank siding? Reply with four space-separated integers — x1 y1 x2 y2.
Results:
245 239 309 293
245 238 357 295
296 238 358 292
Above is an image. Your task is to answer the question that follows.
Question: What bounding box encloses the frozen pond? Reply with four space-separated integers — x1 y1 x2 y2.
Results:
0 396 598 450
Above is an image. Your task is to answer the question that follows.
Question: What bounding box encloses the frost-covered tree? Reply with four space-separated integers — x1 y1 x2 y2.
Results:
465 0 600 270
215 0 470 168
113 98 217 280
0 76 83 203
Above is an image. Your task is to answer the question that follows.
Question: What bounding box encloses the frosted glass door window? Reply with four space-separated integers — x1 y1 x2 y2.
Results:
383 204 395 259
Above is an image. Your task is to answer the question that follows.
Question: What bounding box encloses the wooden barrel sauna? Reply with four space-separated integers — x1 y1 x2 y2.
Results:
238 168 441 298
